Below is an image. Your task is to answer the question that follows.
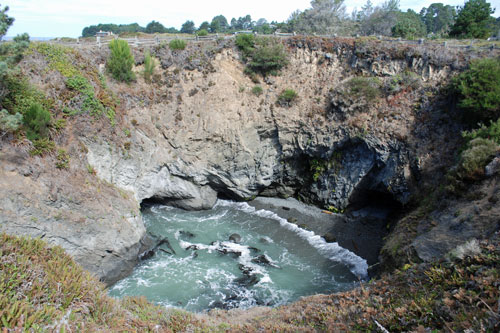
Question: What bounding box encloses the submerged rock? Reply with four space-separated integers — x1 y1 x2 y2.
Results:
179 231 196 238
229 233 242 243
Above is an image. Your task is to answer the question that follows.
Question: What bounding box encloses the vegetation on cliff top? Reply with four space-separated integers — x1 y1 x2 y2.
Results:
235 34 288 76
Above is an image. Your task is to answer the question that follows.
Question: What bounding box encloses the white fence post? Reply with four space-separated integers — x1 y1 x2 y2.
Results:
97 36 101 48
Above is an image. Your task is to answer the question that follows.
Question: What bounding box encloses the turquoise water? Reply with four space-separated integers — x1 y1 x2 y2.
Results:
108 200 367 312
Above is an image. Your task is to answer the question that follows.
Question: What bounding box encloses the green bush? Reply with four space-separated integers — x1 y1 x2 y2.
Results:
247 37 288 75
458 138 498 179
236 35 288 76
169 39 187 50
1 74 52 116
66 75 102 116
197 29 208 37
251 85 263 96
453 58 500 124
143 50 155 83
463 118 500 145
0 109 22 135
277 89 298 107
23 103 51 141
107 39 135 83
347 77 381 101
235 34 255 58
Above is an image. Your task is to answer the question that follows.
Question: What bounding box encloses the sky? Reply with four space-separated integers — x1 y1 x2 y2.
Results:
2 0 500 38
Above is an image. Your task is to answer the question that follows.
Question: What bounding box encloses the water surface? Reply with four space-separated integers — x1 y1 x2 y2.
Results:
109 200 367 311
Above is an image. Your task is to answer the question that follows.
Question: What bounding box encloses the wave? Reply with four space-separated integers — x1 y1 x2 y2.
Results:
216 200 369 278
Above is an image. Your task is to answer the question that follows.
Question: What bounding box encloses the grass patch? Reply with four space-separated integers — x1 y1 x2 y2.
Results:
251 85 263 96
31 43 80 78
66 75 115 125
0 233 204 331
169 39 187 51
55 149 70 169
30 138 55 156
277 89 298 107
347 76 382 101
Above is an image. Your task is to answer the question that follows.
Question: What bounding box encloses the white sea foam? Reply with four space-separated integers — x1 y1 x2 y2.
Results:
217 200 369 278
175 233 274 284
197 209 228 222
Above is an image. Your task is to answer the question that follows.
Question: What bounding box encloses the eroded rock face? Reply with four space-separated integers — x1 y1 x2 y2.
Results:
0 149 146 285
84 44 432 211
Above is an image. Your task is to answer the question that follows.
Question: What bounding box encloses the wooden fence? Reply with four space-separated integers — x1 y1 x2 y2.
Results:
26 33 500 51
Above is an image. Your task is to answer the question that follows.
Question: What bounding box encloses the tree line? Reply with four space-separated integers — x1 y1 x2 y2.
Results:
81 0 499 39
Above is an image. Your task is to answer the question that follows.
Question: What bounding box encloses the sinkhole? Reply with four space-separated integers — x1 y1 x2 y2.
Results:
108 200 367 312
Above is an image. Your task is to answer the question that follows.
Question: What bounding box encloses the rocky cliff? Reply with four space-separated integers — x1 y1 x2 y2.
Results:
1 36 498 283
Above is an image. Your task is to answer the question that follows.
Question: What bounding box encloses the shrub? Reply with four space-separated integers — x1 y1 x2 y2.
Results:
107 39 135 83
252 85 263 96
23 103 51 141
277 89 298 107
0 109 22 135
143 50 155 83
30 138 55 156
1 74 52 116
458 138 498 179
66 75 103 116
347 77 381 101
247 37 288 76
463 118 500 145
453 58 500 124
197 29 208 37
384 72 419 94
235 34 255 58
169 39 187 51
56 149 70 169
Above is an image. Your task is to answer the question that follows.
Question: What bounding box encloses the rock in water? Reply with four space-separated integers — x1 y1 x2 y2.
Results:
323 232 337 243
249 246 261 253
229 233 241 243
234 274 260 287
251 254 279 268
179 231 195 238
157 238 176 255
139 249 155 261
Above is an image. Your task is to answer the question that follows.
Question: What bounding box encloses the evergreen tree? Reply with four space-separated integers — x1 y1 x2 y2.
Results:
450 0 494 38
106 39 135 82
420 3 456 35
145 20 166 34
180 20 196 34
392 9 427 39
210 15 228 33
